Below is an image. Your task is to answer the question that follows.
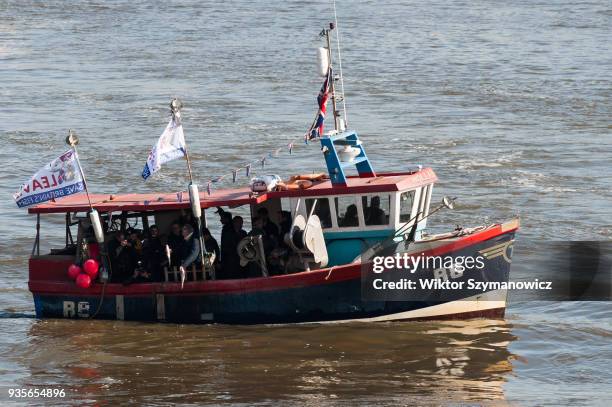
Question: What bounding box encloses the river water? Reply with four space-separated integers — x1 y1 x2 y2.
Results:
1 0 611 405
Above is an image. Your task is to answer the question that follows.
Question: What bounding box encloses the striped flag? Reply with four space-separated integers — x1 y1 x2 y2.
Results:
307 67 333 141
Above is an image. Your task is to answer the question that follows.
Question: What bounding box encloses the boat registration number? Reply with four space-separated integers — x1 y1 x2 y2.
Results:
63 301 90 318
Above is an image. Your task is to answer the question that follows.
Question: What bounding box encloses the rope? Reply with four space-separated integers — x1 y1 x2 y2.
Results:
200 132 314 195
91 76 330 199
325 265 336 280
89 252 112 319
195 79 331 194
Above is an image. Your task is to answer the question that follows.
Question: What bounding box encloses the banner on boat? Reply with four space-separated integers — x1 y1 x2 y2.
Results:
142 118 186 180
13 149 85 208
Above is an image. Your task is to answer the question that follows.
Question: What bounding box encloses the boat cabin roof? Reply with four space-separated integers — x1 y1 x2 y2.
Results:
28 168 437 214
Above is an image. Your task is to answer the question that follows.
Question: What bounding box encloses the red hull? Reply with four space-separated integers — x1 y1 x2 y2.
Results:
30 220 518 298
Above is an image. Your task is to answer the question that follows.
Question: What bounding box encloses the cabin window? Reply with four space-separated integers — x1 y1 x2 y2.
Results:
305 198 332 228
362 194 391 226
335 196 359 227
399 191 416 223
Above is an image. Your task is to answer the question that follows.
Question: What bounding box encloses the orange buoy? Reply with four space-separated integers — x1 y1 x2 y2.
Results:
276 179 313 191
290 173 327 182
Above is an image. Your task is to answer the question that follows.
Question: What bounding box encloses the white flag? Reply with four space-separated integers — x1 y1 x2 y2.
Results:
13 149 85 208
142 118 186 180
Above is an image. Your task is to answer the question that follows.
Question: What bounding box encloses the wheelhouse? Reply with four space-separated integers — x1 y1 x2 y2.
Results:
281 170 437 265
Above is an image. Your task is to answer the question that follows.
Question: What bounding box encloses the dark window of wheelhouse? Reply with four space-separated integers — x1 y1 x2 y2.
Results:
399 191 415 223
305 198 332 229
362 194 391 226
335 196 359 227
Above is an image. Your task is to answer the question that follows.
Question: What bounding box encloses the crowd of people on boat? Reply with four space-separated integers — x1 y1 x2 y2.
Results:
89 195 388 284
103 206 291 284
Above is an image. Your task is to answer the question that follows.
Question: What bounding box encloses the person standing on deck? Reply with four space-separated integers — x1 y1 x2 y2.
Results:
142 225 165 282
249 217 275 258
216 207 235 278
232 216 248 278
179 212 200 242
179 224 201 275
278 210 292 246
166 222 184 269
257 207 279 243
107 231 137 283
126 228 143 259
201 227 220 269
232 216 247 242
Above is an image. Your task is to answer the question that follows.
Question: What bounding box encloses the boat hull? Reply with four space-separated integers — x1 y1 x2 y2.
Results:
29 222 517 324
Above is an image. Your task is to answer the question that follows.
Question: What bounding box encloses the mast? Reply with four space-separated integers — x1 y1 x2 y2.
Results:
324 23 341 133
318 19 376 186
66 130 94 210
170 98 209 279
332 0 348 128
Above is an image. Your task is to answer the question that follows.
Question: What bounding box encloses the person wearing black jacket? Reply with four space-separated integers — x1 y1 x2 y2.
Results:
107 231 137 283
257 207 279 243
232 216 247 241
216 207 234 278
201 227 220 267
166 222 184 269
142 225 165 282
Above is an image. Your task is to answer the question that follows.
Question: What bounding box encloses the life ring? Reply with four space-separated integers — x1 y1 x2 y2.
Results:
276 179 313 191
289 173 327 182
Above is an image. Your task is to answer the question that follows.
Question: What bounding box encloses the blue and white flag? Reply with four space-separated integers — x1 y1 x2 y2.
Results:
142 117 186 180
13 149 85 208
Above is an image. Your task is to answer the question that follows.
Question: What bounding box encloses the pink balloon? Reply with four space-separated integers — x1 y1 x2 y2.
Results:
83 259 99 279
75 273 92 289
67 264 82 280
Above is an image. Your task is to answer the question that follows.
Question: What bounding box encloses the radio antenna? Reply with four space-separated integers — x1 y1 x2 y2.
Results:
332 0 348 127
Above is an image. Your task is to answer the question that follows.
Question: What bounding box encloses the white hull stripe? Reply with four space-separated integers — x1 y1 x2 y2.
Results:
322 289 507 323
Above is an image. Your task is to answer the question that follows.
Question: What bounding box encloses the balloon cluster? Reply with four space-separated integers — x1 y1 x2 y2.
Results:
67 259 99 288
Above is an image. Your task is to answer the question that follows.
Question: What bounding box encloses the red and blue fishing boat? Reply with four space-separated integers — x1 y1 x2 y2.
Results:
25 24 519 324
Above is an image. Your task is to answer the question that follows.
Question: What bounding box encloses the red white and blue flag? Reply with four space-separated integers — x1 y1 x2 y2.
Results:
307 67 333 141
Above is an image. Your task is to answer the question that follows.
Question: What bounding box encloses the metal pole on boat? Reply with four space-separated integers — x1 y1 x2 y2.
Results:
65 130 108 280
171 98 197 187
170 98 209 280
331 0 348 128
324 25 340 133
66 130 94 210
361 197 457 261
66 131 104 243
65 212 70 246
32 213 40 256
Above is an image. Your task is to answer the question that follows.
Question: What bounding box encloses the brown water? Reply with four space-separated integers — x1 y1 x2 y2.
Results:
1 0 611 405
